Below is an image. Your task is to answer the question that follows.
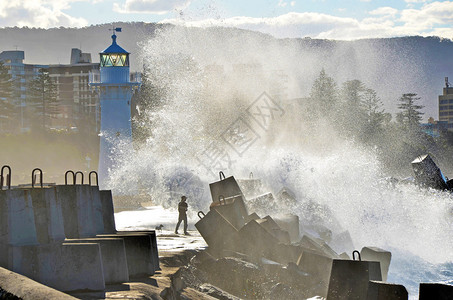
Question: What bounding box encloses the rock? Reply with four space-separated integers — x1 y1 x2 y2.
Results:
204 257 264 298
266 282 299 300
199 283 241 300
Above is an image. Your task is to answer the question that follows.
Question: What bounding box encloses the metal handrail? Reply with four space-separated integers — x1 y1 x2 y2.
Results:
65 170 75 185
1 165 11 190
32 168 43 188
89 171 98 186
74 171 84 185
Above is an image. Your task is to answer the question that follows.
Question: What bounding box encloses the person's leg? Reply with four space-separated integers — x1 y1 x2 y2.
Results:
175 216 182 233
183 215 188 234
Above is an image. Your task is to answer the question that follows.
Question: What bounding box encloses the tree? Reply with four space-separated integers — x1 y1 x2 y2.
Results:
338 79 368 136
29 68 58 130
361 88 386 139
396 93 424 131
309 69 338 116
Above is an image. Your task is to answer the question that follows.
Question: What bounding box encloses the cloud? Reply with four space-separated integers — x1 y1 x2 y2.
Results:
113 0 191 14
0 0 88 28
278 0 287 8
369 7 399 17
161 3 453 40
405 0 429 3
400 1 453 30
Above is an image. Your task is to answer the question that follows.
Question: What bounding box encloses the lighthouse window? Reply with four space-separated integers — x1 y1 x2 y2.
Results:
100 53 129 67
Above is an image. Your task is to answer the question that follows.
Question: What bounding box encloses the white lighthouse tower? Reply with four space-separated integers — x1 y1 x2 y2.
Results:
90 28 140 189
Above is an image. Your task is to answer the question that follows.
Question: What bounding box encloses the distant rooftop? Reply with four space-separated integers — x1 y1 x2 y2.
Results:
0 50 25 61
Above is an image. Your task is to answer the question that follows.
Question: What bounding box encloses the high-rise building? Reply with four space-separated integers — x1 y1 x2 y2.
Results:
0 50 48 132
438 77 453 131
0 48 102 133
89 29 141 188
48 49 99 132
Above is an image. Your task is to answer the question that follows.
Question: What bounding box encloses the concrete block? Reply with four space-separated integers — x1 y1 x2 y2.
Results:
209 175 244 201
210 197 246 230
297 250 333 298
56 185 97 238
238 219 279 259
97 233 154 277
9 242 105 292
258 217 290 244
367 280 408 300
299 235 339 258
117 230 160 271
209 176 248 217
361 246 392 282
100 190 116 233
0 189 38 246
276 187 298 206
0 266 77 300
64 238 129 284
327 259 382 300
88 186 105 234
247 192 276 216
195 209 239 252
236 178 264 199
273 214 300 243
244 212 260 223
419 283 453 300
412 154 448 190
263 243 303 265
30 187 66 244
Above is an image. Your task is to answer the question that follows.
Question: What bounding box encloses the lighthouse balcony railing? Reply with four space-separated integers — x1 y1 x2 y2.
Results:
89 71 141 85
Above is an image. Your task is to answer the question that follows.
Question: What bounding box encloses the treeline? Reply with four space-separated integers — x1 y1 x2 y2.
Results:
304 69 453 176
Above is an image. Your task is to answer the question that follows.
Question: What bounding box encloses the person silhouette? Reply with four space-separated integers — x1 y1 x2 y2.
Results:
175 195 188 235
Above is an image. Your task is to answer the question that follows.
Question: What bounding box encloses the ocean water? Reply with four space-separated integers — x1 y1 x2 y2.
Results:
107 25 453 299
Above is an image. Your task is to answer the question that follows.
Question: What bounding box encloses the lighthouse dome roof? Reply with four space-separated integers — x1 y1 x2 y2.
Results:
101 34 129 54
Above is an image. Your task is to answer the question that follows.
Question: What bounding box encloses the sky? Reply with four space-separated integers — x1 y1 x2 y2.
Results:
0 0 452 40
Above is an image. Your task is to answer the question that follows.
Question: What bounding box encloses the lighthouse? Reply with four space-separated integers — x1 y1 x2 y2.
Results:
90 28 140 189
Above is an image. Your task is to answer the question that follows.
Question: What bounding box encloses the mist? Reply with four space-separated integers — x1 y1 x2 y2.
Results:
102 25 453 271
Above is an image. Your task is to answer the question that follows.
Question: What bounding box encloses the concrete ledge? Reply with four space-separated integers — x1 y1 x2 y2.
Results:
0 189 38 246
0 266 76 300
97 233 154 277
56 185 97 238
88 186 105 234
64 238 129 284
8 242 105 292
117 231 160 271
100 190 116 233
30 187 66 244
